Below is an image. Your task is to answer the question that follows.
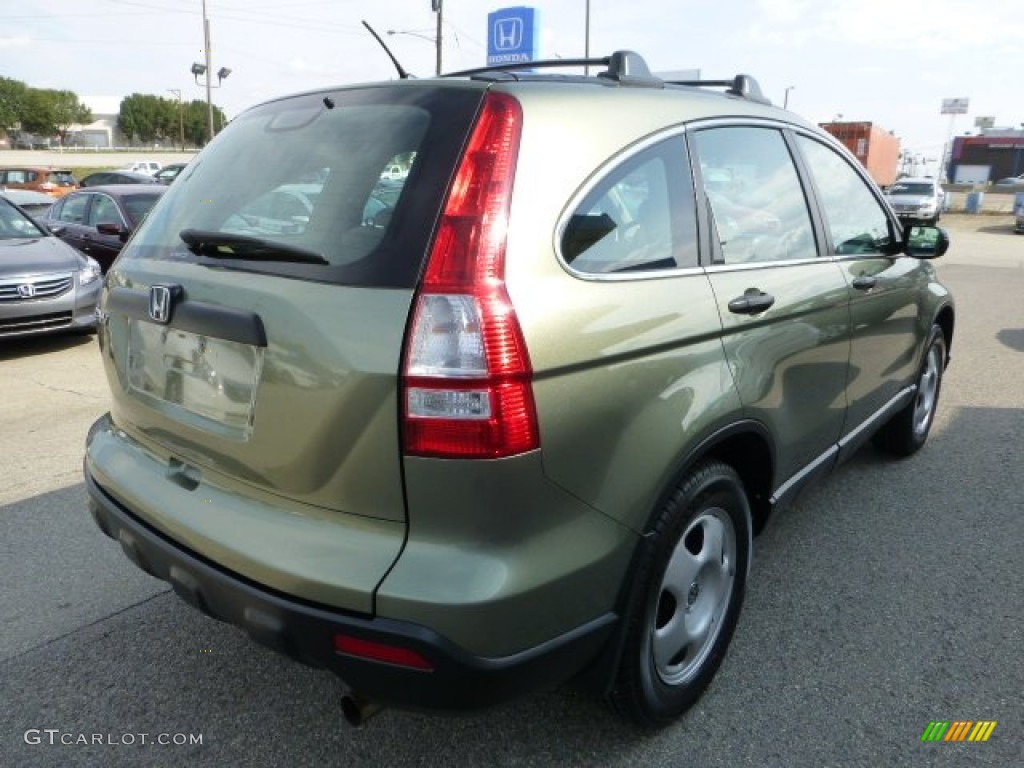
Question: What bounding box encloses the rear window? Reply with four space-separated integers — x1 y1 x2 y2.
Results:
120 86 485 288
51 171 77 186
121 193 163 226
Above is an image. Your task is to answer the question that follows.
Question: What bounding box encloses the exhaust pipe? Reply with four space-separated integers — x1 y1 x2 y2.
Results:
340 690 385 727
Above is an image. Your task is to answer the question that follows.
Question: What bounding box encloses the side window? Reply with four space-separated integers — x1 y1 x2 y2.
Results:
692 126 817 264
796 136 895 255
561 137 697 274
89 195 123 227
58 195 88 224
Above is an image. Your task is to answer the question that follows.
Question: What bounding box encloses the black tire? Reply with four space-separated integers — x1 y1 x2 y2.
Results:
608 461 751 727
873 324 946 457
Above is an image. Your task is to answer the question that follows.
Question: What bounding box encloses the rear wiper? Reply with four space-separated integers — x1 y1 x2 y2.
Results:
179 229 329 265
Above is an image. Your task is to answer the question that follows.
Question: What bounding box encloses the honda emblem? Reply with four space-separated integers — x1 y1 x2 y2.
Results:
148 284 177 324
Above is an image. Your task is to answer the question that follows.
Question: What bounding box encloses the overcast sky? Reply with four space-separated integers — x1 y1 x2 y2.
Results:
3 0 1023 158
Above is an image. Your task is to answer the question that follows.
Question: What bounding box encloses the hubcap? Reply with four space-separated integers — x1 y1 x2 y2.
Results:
651 509 736 686
913 343 942 436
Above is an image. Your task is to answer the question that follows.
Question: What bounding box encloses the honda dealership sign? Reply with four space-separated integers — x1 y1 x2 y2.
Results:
940 98 969 115
487 7 538 65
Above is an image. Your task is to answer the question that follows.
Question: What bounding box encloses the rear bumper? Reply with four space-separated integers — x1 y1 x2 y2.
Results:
85 465 618 710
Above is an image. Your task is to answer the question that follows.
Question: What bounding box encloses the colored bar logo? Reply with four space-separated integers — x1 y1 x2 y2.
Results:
921 721 997 742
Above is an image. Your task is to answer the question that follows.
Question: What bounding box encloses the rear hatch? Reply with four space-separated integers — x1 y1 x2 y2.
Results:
93 84 486 606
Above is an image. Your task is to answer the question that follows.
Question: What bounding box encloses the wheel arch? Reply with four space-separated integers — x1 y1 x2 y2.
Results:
646 420 776 537
580 419 775 700
934 303 955 365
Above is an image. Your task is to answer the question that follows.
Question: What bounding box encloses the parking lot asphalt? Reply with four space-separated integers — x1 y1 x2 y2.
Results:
1 215 1021 766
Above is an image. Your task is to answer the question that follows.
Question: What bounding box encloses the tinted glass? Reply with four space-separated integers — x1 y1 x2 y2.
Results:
562 136 698 273
121 193 163 226
797 136 895 255
121 86 484 287
692 126 817 264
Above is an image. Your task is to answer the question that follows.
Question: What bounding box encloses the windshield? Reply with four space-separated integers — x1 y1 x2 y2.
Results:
0 198 46 239
50 172 77 186
121 85 484 288
888 183 935 195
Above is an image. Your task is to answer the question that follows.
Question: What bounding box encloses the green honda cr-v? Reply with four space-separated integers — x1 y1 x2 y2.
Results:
84 51 953 727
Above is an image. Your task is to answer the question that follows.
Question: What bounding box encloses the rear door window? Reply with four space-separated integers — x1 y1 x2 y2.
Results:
121 87 485 288
691 126 818 264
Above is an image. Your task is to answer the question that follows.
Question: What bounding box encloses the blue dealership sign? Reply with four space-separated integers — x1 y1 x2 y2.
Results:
487 7 539 65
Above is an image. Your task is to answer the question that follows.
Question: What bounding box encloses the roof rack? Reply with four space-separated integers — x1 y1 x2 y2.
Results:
442 51 772 105
443 50 661 87
664 75 772 105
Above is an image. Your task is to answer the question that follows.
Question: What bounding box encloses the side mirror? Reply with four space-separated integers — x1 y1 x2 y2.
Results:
96 221 131 242
903 225 949 259
48 224 67 237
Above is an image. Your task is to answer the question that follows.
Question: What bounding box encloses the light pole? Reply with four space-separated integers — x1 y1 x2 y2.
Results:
783 85 795 109
191 0 231 143
387 29 441 75
584 0 591 75
432 0 443 76
167 89 184 151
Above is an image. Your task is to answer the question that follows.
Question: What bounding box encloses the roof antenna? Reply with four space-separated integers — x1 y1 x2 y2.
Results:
362 20 413 79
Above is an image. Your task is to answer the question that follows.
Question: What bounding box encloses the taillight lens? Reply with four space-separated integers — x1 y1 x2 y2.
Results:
402 92 539 459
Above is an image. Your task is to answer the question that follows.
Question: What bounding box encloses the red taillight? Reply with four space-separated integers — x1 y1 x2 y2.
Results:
333 635 434 671
402 92 539 459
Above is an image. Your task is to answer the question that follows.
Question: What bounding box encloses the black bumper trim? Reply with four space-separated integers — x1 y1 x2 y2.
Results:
85 465 617 710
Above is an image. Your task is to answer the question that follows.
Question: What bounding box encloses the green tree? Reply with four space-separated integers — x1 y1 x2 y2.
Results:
119 93 180 143
0 77 28 134
19 88 91 143
51 90 92 143
183 99 227 147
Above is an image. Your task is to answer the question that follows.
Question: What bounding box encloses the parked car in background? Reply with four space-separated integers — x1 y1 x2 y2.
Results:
153 163 188 184
884 177 944 225
84 50 954 728
0 194 102 338
0 166 78 198
119 160 163 175
0 189 56 219
41 184 166 271
80 171 161 188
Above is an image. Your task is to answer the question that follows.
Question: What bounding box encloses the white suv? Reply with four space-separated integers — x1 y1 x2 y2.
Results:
119 160 163 176
885 177 944 225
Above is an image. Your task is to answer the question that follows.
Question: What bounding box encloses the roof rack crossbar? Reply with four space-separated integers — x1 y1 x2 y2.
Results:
443 54 770 103
443 57 610 79
666 74 772 105
443 50 661 87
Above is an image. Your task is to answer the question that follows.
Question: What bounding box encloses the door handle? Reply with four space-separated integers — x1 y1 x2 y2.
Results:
727 288 775 315
852 275 877 290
